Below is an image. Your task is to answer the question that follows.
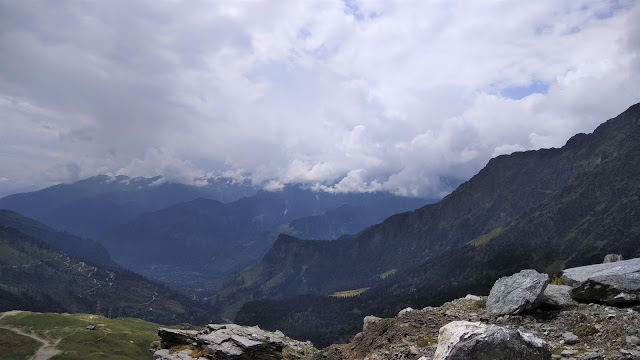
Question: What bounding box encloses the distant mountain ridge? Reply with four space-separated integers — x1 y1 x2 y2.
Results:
0 175 257 238
231 102 640 346
101 188 431 290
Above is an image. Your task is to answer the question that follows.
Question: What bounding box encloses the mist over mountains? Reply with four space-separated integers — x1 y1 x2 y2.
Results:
232 102 640 346
0 102 639 352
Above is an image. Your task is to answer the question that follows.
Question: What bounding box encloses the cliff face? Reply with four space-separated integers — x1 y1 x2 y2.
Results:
230 103 640 347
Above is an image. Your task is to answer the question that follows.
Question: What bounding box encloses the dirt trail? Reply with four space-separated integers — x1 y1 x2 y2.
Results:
0 311 62 360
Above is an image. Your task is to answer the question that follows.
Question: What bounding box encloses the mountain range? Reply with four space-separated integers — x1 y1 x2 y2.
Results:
1 102 638 351
230 102 640 347
0 175 256 239
0 225 215 325
101 188 430 289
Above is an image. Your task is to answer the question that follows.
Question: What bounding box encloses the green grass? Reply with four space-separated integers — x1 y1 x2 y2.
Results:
0 327 42 360
468 227 503 247
0 312 163 360
379 269 397 279
329 288 369 298
413 335 438 347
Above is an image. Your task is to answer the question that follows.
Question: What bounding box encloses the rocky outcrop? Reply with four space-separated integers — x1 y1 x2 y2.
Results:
487 269 549 315
563 258 640 306
154 324 317 360
433 321 550 360
312 295 640 360
313 261 640 360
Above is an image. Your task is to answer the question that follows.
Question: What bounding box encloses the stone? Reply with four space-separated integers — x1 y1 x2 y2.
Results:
363 315 381 331
561 349 579 356
562 257 640 285
562 257 640 306
621 349 640 357
578 352 601 359
433 321 551 360
541 285 578 309
626 335 640 346
157 328 198 348
487 269 550 315
464 294 482 301
563 331 580 345
398 307 414 316
153 349 207 360
156 323 317 360
603 254 624 263
570 273 640 306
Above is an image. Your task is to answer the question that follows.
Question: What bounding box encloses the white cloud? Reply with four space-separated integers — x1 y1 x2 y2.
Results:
0 1 638 197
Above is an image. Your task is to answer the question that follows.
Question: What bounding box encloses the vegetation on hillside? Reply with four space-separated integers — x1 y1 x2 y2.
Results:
0 311 167 360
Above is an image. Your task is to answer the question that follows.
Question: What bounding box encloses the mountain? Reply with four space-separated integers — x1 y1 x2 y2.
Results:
0 175 257 238
0 226 216 325
230 103 640 346
0 210 114 267
101 188 430 290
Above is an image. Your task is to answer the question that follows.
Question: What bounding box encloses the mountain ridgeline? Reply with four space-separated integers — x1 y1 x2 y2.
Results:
231 103 640 347
0 225 216 326
0 210 114 267
101 189 431 289
0 175 257 239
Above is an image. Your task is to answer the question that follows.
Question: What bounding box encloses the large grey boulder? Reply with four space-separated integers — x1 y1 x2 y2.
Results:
487 269 550 315
540 284 578 309
433 321 551 360
562 257 640 306
571 273 640 306
154 323 317 360
562 257 640 285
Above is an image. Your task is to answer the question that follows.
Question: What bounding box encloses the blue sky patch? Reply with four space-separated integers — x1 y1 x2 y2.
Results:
501 81 549 100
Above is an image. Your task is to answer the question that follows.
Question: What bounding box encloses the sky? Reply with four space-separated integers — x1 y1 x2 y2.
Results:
0 0 639 198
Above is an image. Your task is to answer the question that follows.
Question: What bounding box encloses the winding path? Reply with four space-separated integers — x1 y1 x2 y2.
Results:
0 311 62 360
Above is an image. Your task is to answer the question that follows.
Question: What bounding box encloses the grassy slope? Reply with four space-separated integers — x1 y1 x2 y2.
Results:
0 226 215 325
0 312 167 360
0 327 41 360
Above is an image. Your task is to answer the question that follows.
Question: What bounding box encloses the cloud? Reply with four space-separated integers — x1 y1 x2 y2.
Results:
0 1 639 197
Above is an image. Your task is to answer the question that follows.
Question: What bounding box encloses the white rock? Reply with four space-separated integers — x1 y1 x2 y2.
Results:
433 321 550 360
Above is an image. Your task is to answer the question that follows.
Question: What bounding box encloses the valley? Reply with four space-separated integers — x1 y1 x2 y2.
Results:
0 103 639 357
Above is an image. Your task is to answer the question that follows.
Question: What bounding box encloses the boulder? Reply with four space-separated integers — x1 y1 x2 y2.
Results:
433 321 551 360
486 269 550 315
570 273 640 306
362 315 381 331
562 258 640 306
155 324 317 360
603 254 624 263
540 284 578 309
157 328 199 348
562 257 640 285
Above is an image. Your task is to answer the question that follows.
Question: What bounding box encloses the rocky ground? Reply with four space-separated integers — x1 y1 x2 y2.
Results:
157 257 640 360
312 297 640 360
